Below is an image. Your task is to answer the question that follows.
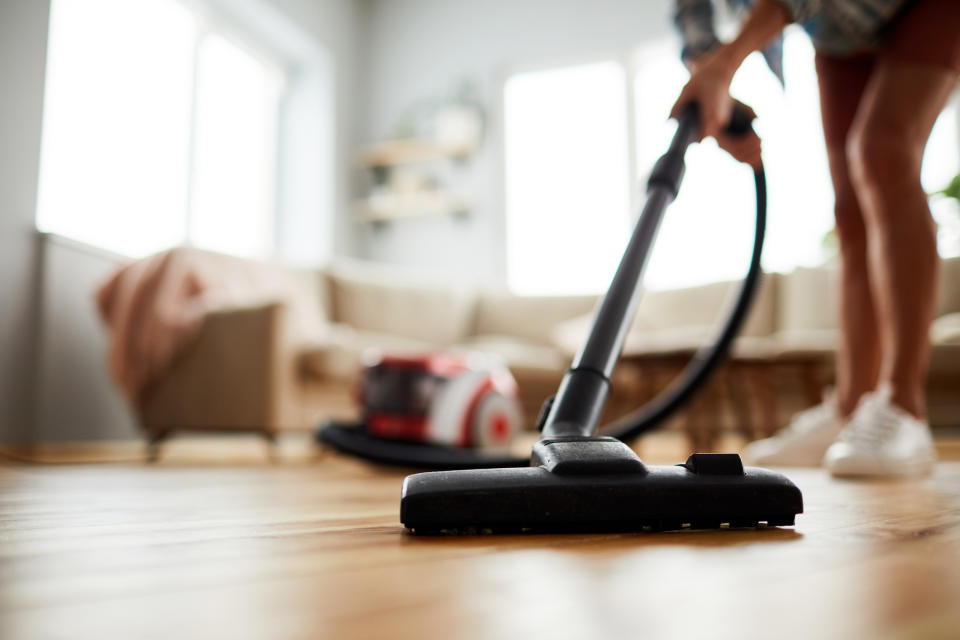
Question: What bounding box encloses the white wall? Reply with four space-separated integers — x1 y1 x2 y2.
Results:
352 0 675 284
210 0 364 265
34 236 138 442
267 0 362 262
0 0 51 444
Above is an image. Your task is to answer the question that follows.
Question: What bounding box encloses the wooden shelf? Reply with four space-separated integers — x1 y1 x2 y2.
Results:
358 138 475 168
353 190 470 223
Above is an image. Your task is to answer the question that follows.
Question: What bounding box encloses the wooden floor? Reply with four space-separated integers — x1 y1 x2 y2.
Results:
2 438 959 640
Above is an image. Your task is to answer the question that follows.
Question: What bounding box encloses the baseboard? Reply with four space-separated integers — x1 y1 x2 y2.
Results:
0 440 145 464
0 433 318 465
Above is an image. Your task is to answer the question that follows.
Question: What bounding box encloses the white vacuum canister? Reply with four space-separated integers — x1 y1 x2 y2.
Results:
426 367 521 450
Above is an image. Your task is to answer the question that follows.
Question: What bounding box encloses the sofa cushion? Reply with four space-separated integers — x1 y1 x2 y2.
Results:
327 261 476 346
771 329 837 357
299 324 439 382
932 312 960 345
302 329 571 382
777 265 837 333
458 335 568 372
474 292 598 347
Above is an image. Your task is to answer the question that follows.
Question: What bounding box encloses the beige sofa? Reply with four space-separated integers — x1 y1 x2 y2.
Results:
139 256 960 448
139 260 608 445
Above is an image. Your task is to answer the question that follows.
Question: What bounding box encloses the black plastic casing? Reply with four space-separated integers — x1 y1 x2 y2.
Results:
401 444 802 534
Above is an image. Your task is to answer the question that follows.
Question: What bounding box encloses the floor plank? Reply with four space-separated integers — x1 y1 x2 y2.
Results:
1 449 959 640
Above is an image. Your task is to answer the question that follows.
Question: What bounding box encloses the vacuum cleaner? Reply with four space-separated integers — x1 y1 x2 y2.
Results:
352 351 521 450
320 102 803 534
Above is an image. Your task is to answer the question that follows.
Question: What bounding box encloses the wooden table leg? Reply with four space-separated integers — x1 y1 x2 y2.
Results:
799 359 826 407
685 377 722 452
745 362 778 440
145 429 170 463
724 363 755 442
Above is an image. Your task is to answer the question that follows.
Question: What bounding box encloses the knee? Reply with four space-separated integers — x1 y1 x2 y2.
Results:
827 148 867 254
833 190 866 247
846 123 923 202
835 209 870 265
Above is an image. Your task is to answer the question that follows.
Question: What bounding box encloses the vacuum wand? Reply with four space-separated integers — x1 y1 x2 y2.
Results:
541 104 703 439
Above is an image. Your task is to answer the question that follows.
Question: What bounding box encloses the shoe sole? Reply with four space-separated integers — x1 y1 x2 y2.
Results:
745 447 830 468
827 456 936 478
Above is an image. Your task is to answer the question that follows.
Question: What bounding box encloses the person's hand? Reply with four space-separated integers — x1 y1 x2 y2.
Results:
670 48 738 140
715 100 762 169
672 51 763 169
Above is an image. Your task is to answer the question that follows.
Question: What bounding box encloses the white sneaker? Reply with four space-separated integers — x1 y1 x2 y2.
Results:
823 385 936 477
743 399 842 467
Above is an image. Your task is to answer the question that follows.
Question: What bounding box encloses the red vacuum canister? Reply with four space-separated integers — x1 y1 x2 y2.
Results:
358 352 521 450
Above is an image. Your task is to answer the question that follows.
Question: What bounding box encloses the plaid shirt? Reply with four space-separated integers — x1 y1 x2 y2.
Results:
675 0 912 60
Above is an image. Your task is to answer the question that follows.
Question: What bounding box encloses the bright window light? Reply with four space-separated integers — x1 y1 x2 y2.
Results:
36 0 196 257
924 99 960 258
504 61 631 295
922 99 959 195
634 29 834 291
37 0 283 260
189 33 281 258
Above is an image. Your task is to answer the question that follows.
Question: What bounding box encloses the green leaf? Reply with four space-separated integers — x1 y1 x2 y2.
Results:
937 174 960 201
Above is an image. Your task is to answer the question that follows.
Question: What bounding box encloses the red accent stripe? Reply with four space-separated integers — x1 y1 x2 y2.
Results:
458 378 496 448
374 353 467 377
368 413 428 442
491 413 510 442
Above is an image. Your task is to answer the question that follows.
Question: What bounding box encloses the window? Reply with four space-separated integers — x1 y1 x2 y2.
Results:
504 60 631 296
503 29 960 294
36 0 285 259
924 96 960 258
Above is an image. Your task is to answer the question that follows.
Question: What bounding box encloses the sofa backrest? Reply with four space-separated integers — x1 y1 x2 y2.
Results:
774 255 960 334
325 260 477 345
631 272 780 337
776 265 838 334
285 267 333 325
937 256 960 317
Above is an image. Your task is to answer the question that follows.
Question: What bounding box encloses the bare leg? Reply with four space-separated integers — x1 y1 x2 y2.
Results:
847 62 956 419
815 53 879 418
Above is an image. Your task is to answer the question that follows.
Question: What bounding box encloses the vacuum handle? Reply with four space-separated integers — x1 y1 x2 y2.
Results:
725 102 755 137
677 100 756 142
573 102 706 376
541 105 701 438
541 101 754 439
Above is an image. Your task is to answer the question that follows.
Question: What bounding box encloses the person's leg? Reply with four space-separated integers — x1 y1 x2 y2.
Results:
740 56 871 466
741 55 878 467
821 0 959 476
814 53 878 418
845 62 956 419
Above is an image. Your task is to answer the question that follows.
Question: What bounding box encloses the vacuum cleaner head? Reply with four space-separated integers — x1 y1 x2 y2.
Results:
401 437 802 534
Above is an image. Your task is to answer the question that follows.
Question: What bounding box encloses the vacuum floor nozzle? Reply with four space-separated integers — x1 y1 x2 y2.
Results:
401 439 802 535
